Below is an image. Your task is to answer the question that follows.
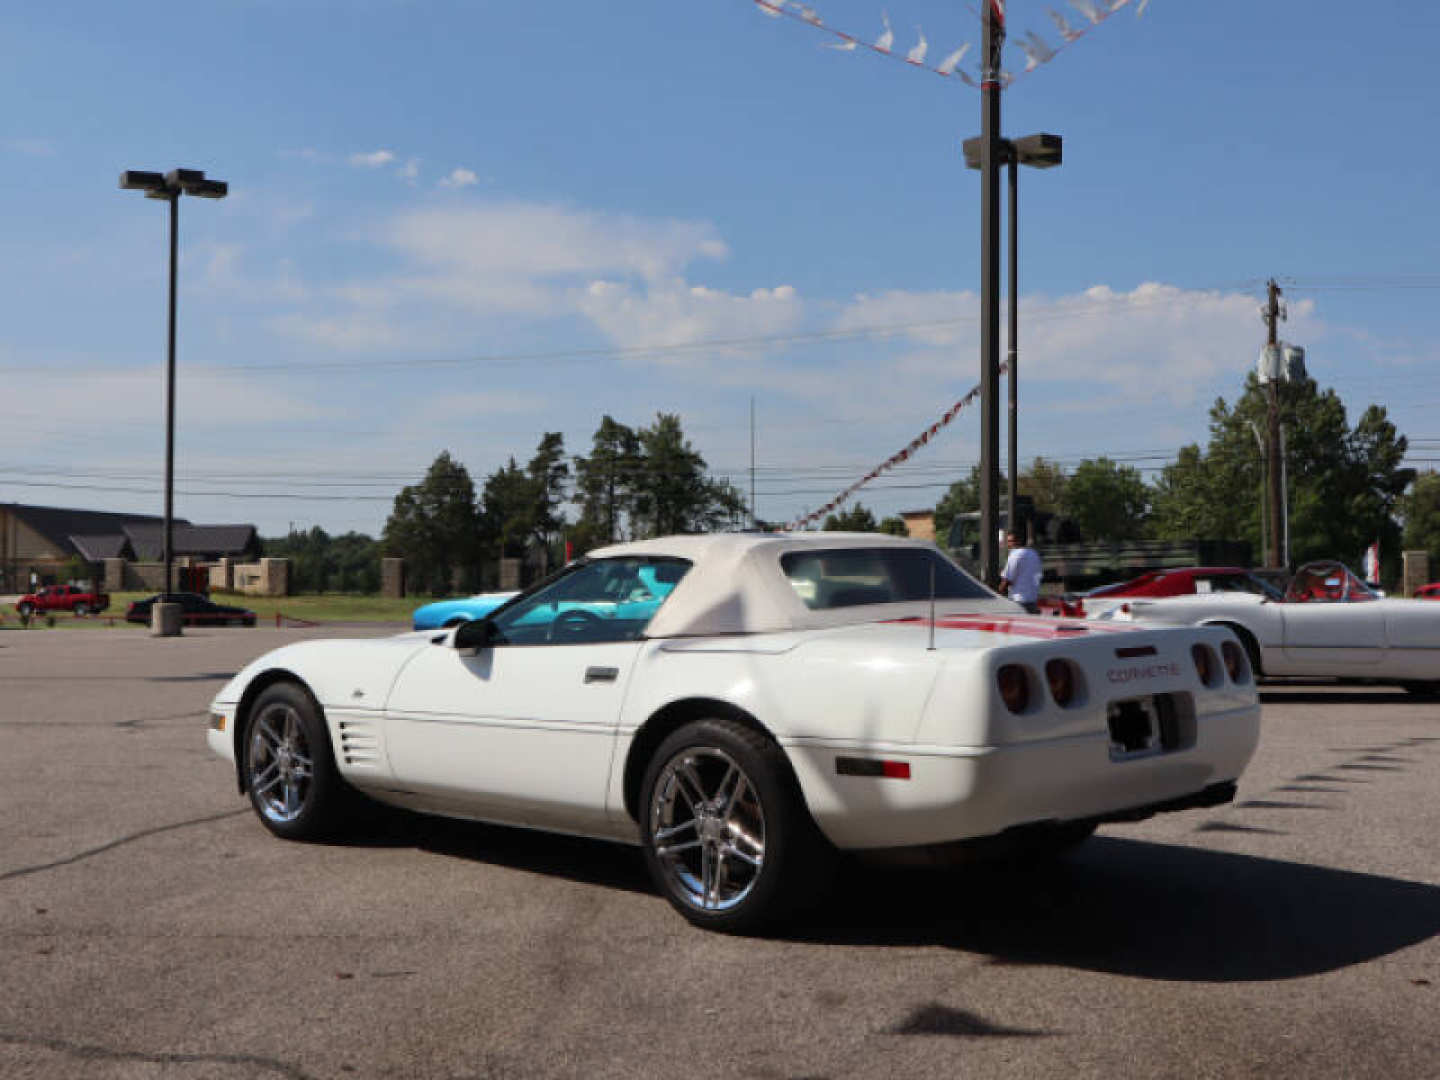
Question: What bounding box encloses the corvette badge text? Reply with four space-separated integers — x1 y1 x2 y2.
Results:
1107 662 1181 684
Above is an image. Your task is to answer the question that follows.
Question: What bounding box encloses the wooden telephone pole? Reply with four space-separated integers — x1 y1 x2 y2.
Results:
1262 279 1285 569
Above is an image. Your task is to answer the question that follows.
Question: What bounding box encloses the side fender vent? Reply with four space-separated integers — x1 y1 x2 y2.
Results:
338 719 382 768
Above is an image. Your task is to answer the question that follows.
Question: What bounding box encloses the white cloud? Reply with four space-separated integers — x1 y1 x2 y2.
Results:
438 167 478 189
832 282 1322 411
398 157 420 182
348 149 396 168
383 204 727 286
578 281 803 362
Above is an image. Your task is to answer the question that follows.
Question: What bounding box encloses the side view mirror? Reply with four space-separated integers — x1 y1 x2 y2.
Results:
453 617 501 652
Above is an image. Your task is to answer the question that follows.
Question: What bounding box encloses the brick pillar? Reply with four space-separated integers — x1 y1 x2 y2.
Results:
381 558 406 599
103 558 126 593
499 557 522 591
1402 550 1431 598
259 557 290 597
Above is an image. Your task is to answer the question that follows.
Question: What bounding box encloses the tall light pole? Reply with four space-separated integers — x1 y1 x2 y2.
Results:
977 1 1005 587
964 132 1062 544
119 168 228 635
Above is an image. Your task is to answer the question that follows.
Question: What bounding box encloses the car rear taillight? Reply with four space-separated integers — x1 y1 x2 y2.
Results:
1191 644 1218 687
997 664 1030 713
1221 640 1249 683
1045 658 1077 706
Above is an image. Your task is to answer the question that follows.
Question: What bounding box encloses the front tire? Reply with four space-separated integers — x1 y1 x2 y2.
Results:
243 682 349 840
640 717 830 933
18 603 33 618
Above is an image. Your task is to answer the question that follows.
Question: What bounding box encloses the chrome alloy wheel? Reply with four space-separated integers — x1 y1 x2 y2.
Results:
648 746 766 913
246 702 315 825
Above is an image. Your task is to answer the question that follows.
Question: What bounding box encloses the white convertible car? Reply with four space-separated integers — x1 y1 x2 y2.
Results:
1098 560 1440 695
209 533 1259 931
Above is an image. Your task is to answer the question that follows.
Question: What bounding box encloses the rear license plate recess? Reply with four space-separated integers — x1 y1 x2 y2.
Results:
1107 693 1187 761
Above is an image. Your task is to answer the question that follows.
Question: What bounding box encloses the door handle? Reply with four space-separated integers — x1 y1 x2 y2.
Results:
584 666 619 684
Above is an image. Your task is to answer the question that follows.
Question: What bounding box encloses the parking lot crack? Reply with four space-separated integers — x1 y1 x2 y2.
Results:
0 1031 316 1078
0 809 248 885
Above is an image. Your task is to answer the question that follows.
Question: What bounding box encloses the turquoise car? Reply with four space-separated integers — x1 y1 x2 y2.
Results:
411 591 519 631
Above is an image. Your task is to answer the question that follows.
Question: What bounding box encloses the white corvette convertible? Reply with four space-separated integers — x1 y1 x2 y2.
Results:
209 533 1259 931
1098 560 1440 695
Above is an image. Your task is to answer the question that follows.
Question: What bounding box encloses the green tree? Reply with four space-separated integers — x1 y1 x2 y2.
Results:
383 451 482 595
526 432 569 572
480 457 533 561
1402 471 1440 575
878 516 909 537
823 504 878 532
1149 373 1411 568
266 528 381 593
631 413 745 536
1063 457 1150 541
1019 457 1068 514
573 416 641 550
932 466 985 548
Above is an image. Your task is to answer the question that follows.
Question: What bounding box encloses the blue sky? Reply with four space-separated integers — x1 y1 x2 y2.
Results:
3 0 1438 538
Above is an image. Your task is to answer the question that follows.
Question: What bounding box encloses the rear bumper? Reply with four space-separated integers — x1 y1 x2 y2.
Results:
787 702 1259 849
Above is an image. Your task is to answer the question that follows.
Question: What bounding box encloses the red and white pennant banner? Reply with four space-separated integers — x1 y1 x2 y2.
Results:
784 361 1008 531
751 0 1150 87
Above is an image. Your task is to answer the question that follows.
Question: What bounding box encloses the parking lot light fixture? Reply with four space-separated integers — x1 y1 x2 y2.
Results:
962 132 1063 543
118 167 228 636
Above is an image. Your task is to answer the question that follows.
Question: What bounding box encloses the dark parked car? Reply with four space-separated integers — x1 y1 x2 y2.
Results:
125 592 257 627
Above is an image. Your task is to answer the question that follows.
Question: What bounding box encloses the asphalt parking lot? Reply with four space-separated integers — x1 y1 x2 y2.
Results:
1 624 1437 1079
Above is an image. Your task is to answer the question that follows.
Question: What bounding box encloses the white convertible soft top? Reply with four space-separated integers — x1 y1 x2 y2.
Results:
585 532 1020 637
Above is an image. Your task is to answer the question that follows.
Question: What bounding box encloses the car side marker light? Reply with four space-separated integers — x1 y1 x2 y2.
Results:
835 757 912 779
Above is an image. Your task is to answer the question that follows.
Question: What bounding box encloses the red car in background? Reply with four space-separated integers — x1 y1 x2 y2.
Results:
1051 567 1280 619
16 584 110 618
1416 583 1440 600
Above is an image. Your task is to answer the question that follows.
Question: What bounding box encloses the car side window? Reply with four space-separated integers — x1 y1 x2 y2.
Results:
487 557 692 646
780 548 990 610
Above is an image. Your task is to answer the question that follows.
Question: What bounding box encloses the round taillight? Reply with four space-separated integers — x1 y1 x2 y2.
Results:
997 664 1030 714
1045 658 1076 706
1192 644 1216 686
1221 640 1248 683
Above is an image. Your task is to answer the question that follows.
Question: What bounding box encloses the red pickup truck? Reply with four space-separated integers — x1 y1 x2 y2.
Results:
16 585 110 617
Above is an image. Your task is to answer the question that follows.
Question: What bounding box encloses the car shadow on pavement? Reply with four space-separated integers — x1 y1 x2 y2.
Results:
785 836 1440 981
334 810 1439 982
336 807 653 897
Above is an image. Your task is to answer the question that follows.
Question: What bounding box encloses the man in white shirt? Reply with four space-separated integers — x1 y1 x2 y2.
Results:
999 529 1042 614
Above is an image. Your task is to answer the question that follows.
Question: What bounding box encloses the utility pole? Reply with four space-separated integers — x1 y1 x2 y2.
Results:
978 0 1005 587
1262 278 1285 569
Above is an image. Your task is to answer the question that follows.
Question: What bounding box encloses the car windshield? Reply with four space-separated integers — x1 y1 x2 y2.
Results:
780 547 991 610
1283 563 1376 603
488 556 692 645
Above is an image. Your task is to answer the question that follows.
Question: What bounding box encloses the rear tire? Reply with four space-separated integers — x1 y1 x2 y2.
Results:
243 682 351 841
640 717 832 934
74 602 89 617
